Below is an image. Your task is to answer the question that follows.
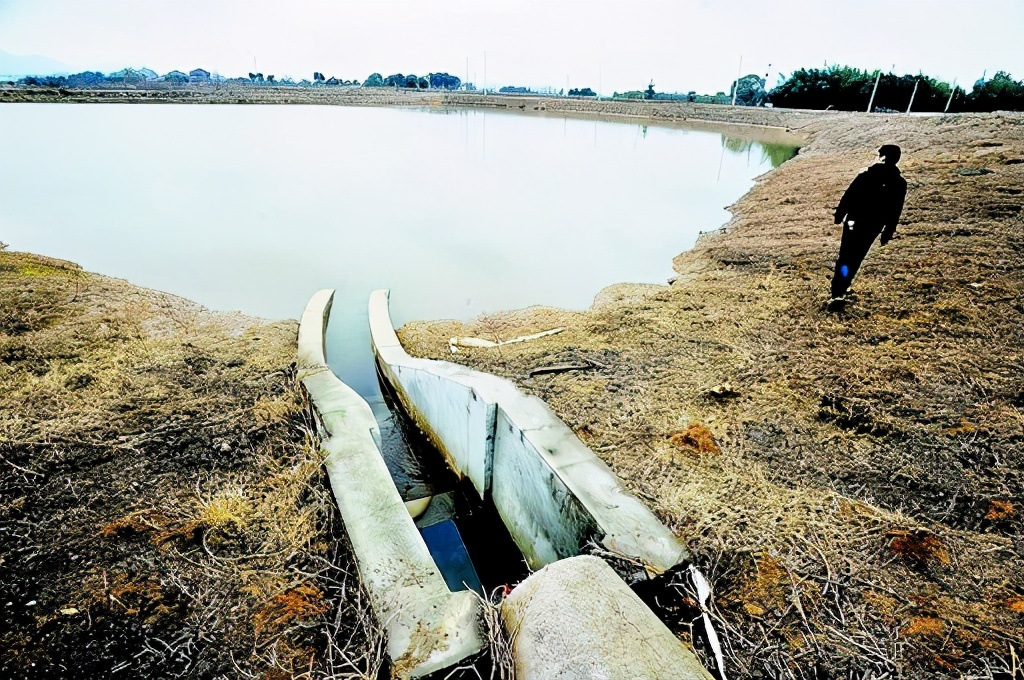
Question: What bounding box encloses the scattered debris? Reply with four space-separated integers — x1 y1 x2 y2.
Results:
705 383 740 400
528 359 602 377
449 326 563 352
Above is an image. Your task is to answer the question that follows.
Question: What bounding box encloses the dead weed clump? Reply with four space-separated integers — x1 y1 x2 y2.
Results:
724 554 788 617
253 584 330 637
886 528 952 566
157 485 255 545
100 510 170 538
668 423 722 456
985 500 1016 522
904 616 946 638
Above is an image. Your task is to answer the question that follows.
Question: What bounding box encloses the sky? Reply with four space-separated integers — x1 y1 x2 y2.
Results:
1 0 1022 94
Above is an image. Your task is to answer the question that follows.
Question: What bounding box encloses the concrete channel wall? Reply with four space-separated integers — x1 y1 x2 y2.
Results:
297 290 482 678
369 289 690 574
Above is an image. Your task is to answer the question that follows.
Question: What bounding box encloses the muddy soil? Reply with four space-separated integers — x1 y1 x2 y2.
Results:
0 251 382 679
399 111 1024 677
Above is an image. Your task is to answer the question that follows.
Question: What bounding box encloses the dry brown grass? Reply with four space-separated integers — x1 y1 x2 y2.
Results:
0 251 383 678
399 112 1024 678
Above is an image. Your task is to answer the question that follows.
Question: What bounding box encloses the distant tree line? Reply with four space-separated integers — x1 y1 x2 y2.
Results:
18 72 129 87
312 72 360 86
359 72 462 90
768 66 1024 112
11 63 1023 112
16 68 213 87
613 84 719 104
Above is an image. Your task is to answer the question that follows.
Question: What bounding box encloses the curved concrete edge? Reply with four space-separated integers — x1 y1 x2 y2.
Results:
369 289 689 574
370 290 520 498
496 392 689 573
297 289 483 678
502 556 714 680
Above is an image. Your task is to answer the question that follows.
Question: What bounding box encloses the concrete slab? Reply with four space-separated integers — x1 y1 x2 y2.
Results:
502 556 714 680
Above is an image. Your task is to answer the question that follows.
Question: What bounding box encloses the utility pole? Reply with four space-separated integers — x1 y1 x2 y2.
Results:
866 70 882 112
731 55 743 106
945 80 958 113
906 78 919 113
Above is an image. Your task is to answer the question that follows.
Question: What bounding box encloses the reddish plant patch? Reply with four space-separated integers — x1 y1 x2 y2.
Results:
668 423 721 456
887 529 951 566
985 500 1016 521
252 585 329 637
903 616 945 637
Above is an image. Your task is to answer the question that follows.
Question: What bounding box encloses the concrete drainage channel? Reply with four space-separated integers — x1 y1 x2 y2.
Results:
299 289 719 679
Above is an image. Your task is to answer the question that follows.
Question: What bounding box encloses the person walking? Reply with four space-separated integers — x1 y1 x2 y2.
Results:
830 144 907 304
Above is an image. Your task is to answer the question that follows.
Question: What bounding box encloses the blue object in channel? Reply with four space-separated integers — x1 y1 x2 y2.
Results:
840 264 849 278
419 519 483 594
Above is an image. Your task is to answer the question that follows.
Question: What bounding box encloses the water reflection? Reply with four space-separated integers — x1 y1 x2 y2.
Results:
721 135 798 168
0 103 798 401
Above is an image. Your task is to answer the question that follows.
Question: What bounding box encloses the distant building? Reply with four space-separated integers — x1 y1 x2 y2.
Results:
163 70 188 84
189 68 210 83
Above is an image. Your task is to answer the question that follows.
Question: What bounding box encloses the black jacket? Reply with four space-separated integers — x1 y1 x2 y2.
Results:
834 163 907 241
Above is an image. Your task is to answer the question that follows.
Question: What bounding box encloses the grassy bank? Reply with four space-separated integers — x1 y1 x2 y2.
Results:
399 110 1024 677
0 251 383 678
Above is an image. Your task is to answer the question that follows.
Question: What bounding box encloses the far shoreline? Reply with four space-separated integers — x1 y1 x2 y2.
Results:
1 84 827 145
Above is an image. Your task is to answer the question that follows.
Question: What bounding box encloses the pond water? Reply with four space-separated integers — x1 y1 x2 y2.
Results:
0 102 796 503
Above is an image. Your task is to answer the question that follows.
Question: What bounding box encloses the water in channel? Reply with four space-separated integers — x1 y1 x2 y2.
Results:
0 102 797 589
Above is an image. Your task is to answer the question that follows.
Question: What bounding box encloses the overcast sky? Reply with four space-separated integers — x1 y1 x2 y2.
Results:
1 0 1022 93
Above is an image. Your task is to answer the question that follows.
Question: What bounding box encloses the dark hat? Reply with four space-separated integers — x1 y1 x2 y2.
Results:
878 144 902 163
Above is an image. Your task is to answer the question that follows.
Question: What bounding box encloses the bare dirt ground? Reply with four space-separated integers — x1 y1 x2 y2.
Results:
399 111 1024 678
0 251 382 678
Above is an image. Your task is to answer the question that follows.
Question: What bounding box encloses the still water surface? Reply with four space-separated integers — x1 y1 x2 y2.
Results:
1 103 794 486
